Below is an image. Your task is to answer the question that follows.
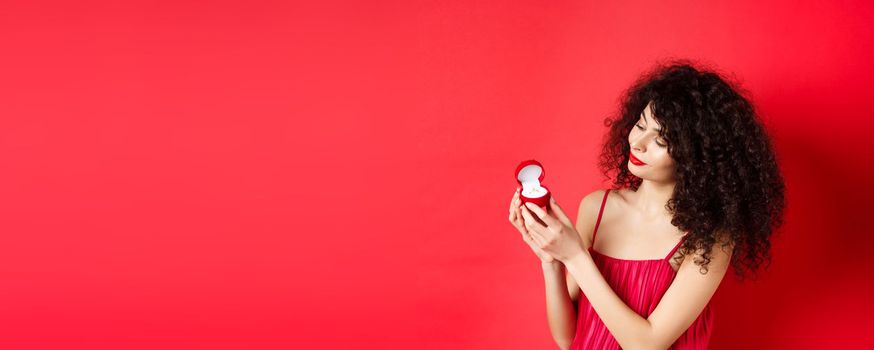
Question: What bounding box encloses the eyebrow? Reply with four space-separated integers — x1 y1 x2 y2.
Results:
640 111 663 132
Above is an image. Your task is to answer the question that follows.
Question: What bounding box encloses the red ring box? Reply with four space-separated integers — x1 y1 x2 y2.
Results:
515 159 551 210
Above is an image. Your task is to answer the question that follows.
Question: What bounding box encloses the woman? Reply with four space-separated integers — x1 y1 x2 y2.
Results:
507 60 786 349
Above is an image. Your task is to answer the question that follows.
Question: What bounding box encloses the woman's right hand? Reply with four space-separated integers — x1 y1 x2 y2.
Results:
509 187 558 264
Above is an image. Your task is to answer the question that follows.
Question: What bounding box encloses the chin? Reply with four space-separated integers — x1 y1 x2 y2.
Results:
628 165 658 181
628 165 644 178
631 168 674 183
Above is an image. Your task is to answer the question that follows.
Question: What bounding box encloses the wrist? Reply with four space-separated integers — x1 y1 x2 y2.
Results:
541 260 563 271
561 250 589 266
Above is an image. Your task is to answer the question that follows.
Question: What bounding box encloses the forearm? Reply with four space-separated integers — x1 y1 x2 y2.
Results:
562 252 653 350
542 262 577 350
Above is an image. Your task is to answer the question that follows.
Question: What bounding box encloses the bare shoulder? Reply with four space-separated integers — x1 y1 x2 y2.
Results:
566 188 613 304
574 188 612 247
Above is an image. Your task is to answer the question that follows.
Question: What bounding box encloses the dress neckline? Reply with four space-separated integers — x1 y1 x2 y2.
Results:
588 247 668 262
588 247 682 273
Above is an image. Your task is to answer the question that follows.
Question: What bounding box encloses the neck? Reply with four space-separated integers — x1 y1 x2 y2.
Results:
633 179 676 219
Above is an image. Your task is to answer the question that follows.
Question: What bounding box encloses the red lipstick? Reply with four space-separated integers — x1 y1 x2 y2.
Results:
629 153 647 166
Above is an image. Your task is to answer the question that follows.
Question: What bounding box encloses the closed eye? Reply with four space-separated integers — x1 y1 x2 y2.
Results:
636 124 667 147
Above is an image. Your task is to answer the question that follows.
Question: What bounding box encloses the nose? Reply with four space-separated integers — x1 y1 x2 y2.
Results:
630 129 660 152
630 134 647 153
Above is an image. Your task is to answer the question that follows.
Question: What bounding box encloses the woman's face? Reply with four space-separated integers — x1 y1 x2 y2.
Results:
628 102 676 182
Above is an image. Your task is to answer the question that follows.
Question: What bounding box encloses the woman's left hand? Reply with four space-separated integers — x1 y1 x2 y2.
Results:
519 196 586 263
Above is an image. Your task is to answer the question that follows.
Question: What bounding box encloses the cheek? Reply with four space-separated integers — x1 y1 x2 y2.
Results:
654 149 675 168
628 129 639 143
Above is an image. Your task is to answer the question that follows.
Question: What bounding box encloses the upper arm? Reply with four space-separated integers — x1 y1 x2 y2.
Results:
566 189 609 304
644 234 735 349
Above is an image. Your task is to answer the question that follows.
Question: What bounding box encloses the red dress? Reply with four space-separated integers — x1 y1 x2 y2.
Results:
569 189 714 349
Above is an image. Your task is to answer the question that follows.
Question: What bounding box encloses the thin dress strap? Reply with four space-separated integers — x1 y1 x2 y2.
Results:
664 232 689 261
591 189 610 245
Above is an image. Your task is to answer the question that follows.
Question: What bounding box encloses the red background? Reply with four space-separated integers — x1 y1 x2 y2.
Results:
1 0 873 349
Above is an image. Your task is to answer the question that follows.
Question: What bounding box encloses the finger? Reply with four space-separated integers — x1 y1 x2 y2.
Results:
521 227 535 244
509 188 522 212
524 202 560 229
512 210 524 230
520 204 546 234
549 197 574 228
523 211 547 247
509 190 519 213
524 231 544 252
510 196 522 220
514 205 527 231
520 209 539 241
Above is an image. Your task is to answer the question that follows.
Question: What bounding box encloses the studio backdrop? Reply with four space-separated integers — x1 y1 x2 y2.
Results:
1 0 872 349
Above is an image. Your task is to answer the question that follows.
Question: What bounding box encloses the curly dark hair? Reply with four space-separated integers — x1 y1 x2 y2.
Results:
598 58 786 281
